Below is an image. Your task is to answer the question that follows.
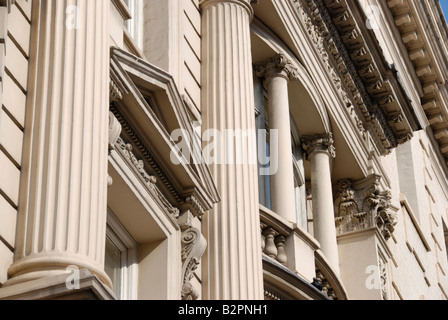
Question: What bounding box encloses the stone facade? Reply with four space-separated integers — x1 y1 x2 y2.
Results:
0 0 447 300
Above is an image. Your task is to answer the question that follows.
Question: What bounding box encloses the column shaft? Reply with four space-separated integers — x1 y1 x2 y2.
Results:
304 134 340 274
201 0 264 300
265 67 296 223
7 0 111 287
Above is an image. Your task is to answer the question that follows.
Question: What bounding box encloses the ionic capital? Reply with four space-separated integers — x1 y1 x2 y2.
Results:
200 0 256 18
302 133 336 159
255 54 299 82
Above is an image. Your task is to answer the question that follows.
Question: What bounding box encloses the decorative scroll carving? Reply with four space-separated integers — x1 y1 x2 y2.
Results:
302 133 336 159
255 54 299 81
178 211 207 301
334 175 397 240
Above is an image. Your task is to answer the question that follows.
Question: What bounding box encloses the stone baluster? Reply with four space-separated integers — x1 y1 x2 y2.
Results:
262 228 279 259
275 236 287 265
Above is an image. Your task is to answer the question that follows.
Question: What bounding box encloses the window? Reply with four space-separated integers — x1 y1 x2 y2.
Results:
291 127 308 231
124 0 144 49
104 209 138 300
255 76 271 209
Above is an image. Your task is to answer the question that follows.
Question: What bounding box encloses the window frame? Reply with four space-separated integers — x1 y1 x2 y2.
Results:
123 0 144 49
106 209 139 300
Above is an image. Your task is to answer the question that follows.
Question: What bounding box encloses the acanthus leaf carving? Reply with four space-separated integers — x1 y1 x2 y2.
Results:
334 175 398 240
255 53 299 81
302 133 336 159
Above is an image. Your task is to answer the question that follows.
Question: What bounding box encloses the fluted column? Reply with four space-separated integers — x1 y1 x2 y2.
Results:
256 54 298 223
200 0 264 300
6 0 111 288
303 133 340 274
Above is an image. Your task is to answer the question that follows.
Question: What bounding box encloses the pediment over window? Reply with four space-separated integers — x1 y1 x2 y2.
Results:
109 47 220 217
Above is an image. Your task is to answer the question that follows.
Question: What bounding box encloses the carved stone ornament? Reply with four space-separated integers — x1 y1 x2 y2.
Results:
109 112 122 152
254 54 299 81
115 137 158 190
333 175 398 240
178 211 207 301
315 268 337 300
291 0 412 155
302 133 336 159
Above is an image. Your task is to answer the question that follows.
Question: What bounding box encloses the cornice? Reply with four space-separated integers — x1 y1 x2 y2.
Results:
292 0 418 155
387 0 448 167
109 48 220 218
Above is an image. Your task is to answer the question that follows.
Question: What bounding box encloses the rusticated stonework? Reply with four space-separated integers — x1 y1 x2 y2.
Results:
333 175 398 240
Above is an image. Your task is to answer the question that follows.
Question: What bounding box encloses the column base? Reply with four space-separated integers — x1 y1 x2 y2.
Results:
4 253 113 289
0 269 116 300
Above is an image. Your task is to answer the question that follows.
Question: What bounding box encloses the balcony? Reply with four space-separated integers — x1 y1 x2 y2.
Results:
259 205 348 300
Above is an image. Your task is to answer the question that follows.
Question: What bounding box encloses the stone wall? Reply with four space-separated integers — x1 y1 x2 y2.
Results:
389 132 448 299
0 0 32 286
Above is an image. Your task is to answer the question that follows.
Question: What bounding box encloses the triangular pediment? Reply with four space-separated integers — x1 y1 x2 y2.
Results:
110 47 220 217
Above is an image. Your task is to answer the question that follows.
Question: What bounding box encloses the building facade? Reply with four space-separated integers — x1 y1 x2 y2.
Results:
0 0 447 300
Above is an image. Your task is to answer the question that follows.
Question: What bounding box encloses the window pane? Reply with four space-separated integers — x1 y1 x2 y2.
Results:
105 236 122 298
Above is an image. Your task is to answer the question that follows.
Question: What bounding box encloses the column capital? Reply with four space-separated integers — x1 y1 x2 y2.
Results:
255 54 299 82
200 0 256 18
302 133 336 159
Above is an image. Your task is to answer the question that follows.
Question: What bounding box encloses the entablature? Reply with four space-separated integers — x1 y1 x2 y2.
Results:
387 0 448 168
292 0 420 156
